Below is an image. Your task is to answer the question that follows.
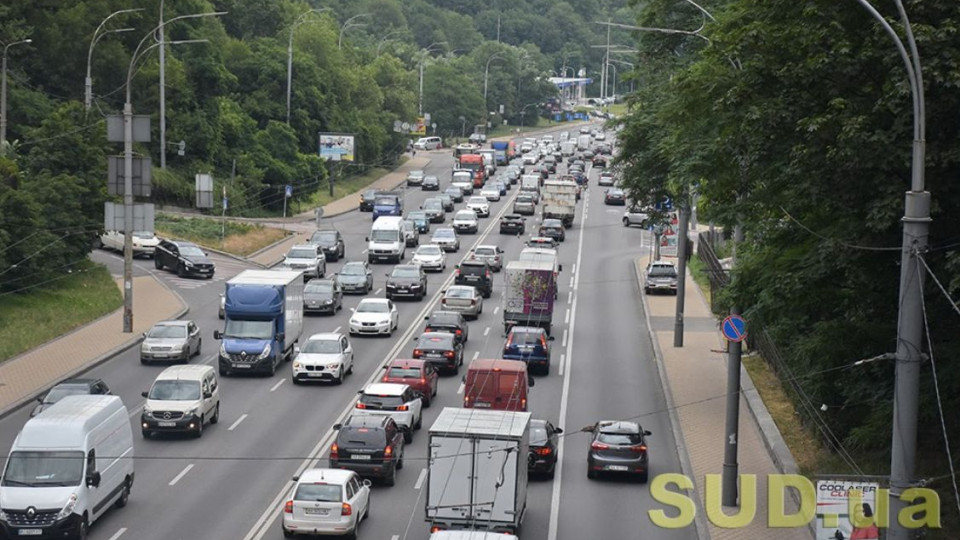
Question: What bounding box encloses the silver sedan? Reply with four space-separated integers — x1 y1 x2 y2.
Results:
440 285 484 319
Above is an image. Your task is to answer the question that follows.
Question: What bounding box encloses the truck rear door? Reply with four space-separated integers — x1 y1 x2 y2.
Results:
472 438 521 524
428 435 474 521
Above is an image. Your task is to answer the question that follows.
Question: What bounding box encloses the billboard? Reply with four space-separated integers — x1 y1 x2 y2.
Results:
659 212 680 257
815 479 880 540
411 117 427 136
318 133 355 162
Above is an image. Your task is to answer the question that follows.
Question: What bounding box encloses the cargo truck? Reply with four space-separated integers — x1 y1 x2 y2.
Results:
458 154 487 189
214 270 304 376
426 408 530 535
491 141 513 165
502 258 558 335
540 180 577 227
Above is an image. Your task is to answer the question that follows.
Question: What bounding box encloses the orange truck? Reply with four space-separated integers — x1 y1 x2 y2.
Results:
457 154 486 189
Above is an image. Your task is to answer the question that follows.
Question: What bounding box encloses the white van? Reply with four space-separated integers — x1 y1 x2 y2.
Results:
0 395 134 538
414 136 443 150
577 134 592 151
367 216 406 264
141 364 221 438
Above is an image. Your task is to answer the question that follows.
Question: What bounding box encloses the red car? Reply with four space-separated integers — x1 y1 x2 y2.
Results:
380 359 439 407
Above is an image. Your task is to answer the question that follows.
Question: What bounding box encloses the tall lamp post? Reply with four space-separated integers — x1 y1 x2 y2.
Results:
418 42 446 117
121 11 223 333
483 51 507 106
376 30 405 57
86 9 141 113
1 39 32 148
459 115 466 138
287 8 330 125
338 13 371 50
518 103 538 134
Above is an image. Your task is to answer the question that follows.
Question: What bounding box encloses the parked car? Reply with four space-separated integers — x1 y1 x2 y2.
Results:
644 260 679 295
468 245 503 271
440 285 484 319
503 326 554 374
330 416 404 485
140 320 202 364
401 219 420 247
586 420 651 482
454 260 493 298
303 278 343 314
452 209 480 234
385 264 428 301
412 332 464 374
292 332 354 385
381 359 439 407
349 299 399 336
281 468 370 537
499 214 526 235
337 261 374 294
431 227 460 252
353 383 423 442
529 419 562 478
623 206 650 228
423 310 469 345
604 188 627 205
31 378 111 417
98 230 159 257
466 196 491 218
538 219 566 242
411 243 446 272
422 175 441 191
406 169 426 186
359 188 380 212
155 239 215 278
309 229 345 261
280 244 326 280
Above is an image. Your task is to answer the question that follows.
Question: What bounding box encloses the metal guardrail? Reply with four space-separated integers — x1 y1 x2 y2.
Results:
696 231 729 313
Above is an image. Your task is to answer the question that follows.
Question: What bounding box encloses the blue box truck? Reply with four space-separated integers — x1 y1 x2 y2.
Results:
214 269 304 376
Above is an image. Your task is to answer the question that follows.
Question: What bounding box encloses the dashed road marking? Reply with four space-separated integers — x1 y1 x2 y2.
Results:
270 379 285 392
414 469 428 490
565 309 570 324
107 529 127 540
483 327 490 336
169 464 194 486
228 414 248 431
562 329 568 347
457 382 465 394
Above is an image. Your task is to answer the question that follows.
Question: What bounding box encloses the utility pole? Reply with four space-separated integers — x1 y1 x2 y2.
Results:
1 39 32 148
673 193 689 347
601 19 611 100
721 222 744 506
496 15 501 43
418 59 424 116
158 0 166 169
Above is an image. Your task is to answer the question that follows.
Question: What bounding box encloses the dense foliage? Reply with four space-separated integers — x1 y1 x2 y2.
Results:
617 0 960 496
0 0 629 294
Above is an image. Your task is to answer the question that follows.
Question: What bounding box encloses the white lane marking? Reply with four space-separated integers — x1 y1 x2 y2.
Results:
572 263 577 275
414 469 428 490
562 329 568 347
493 306 499 315
270 379 285 392
334 326 341 333
362 249 369 254
565 308 571 324
228 414 248 431
169 464 194 486
548 188 589 540
376 288 383 294
483 327 490 336
559 353 567 377
569 277 574 288
472 351 479 360
567 291 573 304
391 536 400 540
457 382 465 394
107 528 127 540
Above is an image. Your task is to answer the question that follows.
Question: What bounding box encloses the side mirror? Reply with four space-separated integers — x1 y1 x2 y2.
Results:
548 336 555 341
363 479 372 487
292 475 300 482
213 330 222 340
385 273 391 277
555 427 564 434
424 316 430 321
558 265 563 272
333 423 342 430
644 430 652 436
364 237 370 242
293 346 300 355
381 365 389 370
203 391 213 399
356 390 364 395
461 376 466 384
86 471 101 488
141 332 147 339
141 391 149 398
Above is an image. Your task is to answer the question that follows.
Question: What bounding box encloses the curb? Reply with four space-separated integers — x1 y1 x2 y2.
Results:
0 272 190 420
634 257 712 540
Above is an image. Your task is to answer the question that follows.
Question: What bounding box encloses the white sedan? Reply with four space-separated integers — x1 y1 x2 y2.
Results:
411 244 447 272
292 332 354 385
466 196 491 218
349 299 399 336
452 210 480 234
480 185 501 201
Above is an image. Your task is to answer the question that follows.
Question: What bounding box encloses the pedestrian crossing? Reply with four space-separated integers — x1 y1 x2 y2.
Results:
139 254 256 291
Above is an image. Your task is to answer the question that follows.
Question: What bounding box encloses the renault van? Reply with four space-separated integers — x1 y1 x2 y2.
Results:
0 395 134 539
366 216 406 264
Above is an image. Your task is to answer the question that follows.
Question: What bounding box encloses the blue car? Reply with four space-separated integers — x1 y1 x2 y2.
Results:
502 326 554 375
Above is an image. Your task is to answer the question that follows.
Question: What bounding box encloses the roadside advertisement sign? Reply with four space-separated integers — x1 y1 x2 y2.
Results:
815 479 881 540
318 133 355 162
413 117 427 135
660 212 679 257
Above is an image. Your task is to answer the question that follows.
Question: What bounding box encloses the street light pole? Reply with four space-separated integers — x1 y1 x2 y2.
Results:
608 63 617 102
1 39 31 148
418 42 446 117
287 8 329 125
158 0 166 169
338 13 371 50
86 9 140 113
376 30 404 57
483 52 506 106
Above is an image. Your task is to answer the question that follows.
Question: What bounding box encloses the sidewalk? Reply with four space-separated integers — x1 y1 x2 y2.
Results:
0 275 187 417
638 250 809 540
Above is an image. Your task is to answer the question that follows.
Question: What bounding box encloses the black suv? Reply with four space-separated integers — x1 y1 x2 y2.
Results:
424 310 469 345
454 260 493 298
412 332 464 374
500 214 526 235
359 188 380 212
155 240 215 278
309 229 345 261
331 415 405 485
385 264 428 301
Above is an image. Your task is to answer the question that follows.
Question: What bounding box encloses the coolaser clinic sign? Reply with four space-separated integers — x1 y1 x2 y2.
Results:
816 480 879 540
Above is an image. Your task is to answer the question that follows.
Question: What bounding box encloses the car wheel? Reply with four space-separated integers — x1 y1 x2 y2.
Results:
384 466 397 487
210 403 220 424
268 360 277 377
291 376 300 385
645 288 651 295
177 264 186 278
195 339 202 357
194 417 204 438
403 429 413 443
415 413 422 430
282 525 294 538
623 218 629 227
76 516 89 540
141 430 152 439
219 366 230 377
335 367 344 385
114 477 131 508
154 256 163 269
347 360 354 374
638 471 649 483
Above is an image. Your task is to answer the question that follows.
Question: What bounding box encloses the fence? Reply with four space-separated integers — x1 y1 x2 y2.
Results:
696 231 729 313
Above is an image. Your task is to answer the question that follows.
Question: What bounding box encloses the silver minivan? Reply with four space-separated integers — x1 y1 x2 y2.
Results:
140 365 221 438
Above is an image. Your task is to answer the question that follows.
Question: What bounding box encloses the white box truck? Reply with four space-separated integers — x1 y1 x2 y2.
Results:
560 140 576 156
0 395 134 539
577 133 592 151
426 408 530 535
541 180 578 227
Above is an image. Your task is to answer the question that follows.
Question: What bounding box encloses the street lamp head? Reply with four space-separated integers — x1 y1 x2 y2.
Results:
23 39 32 44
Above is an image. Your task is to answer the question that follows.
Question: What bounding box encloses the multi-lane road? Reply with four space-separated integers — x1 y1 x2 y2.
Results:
0 126 697 540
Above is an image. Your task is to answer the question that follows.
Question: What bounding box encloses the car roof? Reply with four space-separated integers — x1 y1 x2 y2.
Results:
651 260 676 268
530 419 548 429
152 320 189 328
156 364 213 381
298 468 354 485
446 285 478 293
542 219 562 226
363 382 409 395
53 379 101 388
386 358 427 369
305 332 343 341
474 245 498 250
428 310 463 322
502 214 523 219
169 240 199 248
419 331 455 341
460 259 488 267
343 415 391 429
289 244 317 250
597 420 642 434
358 298 390 306
342 261 366 268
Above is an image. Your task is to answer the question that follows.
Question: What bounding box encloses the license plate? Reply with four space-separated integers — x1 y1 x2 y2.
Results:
18 530 42 536
153 353 168 358
606 465 629 471
304 508 328 515
465 276 478 281
308 373 324 377
232 364 251 369
351 455 372 460
199 268 210 273
158 421 176 427
427 352 442 358
474 402 491 408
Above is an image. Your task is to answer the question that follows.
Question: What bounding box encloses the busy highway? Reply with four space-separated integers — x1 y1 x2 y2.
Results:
0 125 695 540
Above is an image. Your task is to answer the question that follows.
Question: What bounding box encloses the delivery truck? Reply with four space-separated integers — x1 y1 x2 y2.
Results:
426 407 530 535
502 257 558 335
540 180 578 227
214 269 304 376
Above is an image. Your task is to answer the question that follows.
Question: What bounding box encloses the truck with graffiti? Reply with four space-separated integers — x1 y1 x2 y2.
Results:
502 252 560 335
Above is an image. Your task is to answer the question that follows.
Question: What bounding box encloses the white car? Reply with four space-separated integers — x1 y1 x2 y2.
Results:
349 298 399 336
431 227 460 252
282 468 370 538
452 210 480 234
292 332 354 385
466 196 490 218
522 152 538 165
413 136 442 150
598 172 615 186
480 185 501 201
353 383 423 442
99 230 160 257
140 364 220 438
412 244 447 272
281 244 326 280
623 207 650 228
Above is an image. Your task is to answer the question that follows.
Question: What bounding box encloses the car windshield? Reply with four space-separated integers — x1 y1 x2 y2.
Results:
386 367 421 379
530 426 549 446
424 200 442 210
509 330 543 345
649 266 677 278
43 386 88 404
301 339 340 354
311 232 337 243
294 483 342 503
391 267 420 278
424 176 438 183
340 264 366 276
179 246 204 257
363 190 378 199
408 212 427 221
598 432 644 445
455 211 476 220
288 249 315 259
2 451 84 487
339 427 386 446
517 196 534 203
409 170 424 177
445 187 461 194
417 246 441 256
474 247 496 256
223 319 274 340
147 325 186 339
375 197 397 206
149 380 201 401
543 220 562 228
371 230 398 242
417 334 452 347
305 281 333 293
359 394 405 409
453 173 472 182
468 197 487 205
357 302 388 313
433 229 454 239
445 288 474 299
609 190 624 196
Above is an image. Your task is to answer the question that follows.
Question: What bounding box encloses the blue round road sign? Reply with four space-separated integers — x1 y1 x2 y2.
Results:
721 315 747 343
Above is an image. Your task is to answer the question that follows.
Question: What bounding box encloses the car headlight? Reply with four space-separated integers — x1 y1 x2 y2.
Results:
350 318 359 325
256 344 272 360
143 405 152 416
293 362 302 370
219 343 228 357
377 319 389 326
186 408 199 417
184 260 194 267
327 363 340 370
56 493 78 520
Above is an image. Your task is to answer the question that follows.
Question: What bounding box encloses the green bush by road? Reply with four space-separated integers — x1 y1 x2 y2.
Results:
155 214 287 257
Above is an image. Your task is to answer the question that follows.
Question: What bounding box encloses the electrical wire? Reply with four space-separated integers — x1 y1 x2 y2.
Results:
779 206 900 252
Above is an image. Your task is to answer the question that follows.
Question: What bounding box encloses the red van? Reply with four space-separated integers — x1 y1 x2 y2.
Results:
463 358 533 412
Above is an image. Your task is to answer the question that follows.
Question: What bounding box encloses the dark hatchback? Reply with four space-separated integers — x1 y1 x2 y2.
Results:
412 332 463 374
444 186 464 203
407 211 431 233
385 264 427 301
503 326 554 375
499 214 526 235
538 219 566 242
424 310 469 345
529 419 563 478
587 420 651 482
422 175 441 191
604 188 627 205
309 229 345 261
454 260 493 298
155 239 215 278
359 188 380 212
303 278 343 314
330 415 405 485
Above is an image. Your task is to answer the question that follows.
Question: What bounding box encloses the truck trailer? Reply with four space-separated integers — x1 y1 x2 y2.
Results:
502 257 558 335
540 180 578 227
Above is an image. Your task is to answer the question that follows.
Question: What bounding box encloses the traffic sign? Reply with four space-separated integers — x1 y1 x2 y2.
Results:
721 315 747 343
285 185 293 198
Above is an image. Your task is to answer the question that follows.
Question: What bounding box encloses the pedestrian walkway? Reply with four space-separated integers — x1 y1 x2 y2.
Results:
0 275 186 417
637 252 810 540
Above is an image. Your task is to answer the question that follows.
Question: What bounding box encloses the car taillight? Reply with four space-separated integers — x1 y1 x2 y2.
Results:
534 447 552 456
330 443 339 459
413 349 422 358
421 378 427 385
470 299 476 306
540 336 548 348
341 503 352 516
631 445 648 453
384 445 393 457
591 442 609 450
441 298 447 304
355 403 367 409
521 398 526 409
284 500 294 513
444 351 454 358
396 404 409 411
455 329 462 335
456 268 461 276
